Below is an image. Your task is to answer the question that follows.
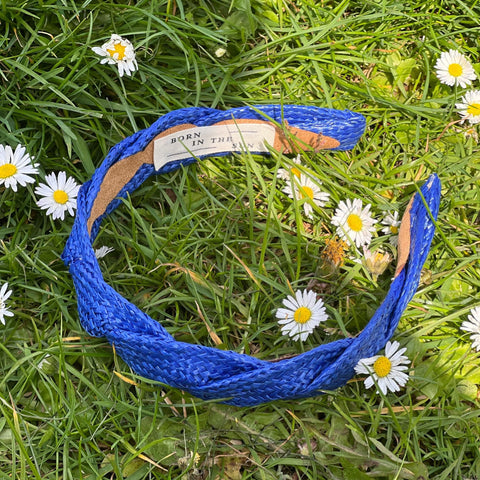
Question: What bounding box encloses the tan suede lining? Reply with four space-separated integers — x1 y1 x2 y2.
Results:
87 120 340 234
394 196 414 278
211 119 340 153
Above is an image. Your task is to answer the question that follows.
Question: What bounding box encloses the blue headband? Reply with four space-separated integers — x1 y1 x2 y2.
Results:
62 105 440 406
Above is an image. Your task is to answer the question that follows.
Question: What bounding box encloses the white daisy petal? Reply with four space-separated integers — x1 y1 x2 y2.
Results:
282 174 330 219
377 378 388 395
461 320 478 333
36 197 54 208
2 289 12 302
381 211 401 246
35 183 54 196
295 289 304 305
57 171 66 190
66 201 76 216
35 171 80 221
384 340 398 357
92 34 138 77
44 172 59 190
470 334 480 351
467 306 480 324
4 145 13 159
434 49 476 88
456 90 480 125
0 281 13 325
283 295 298 309
0 144 38 191
118 62 125 77
277 154 303 181
384 376 399 393
275 307 292 318
305 291 318 309
331 198 377 248
64 177 77 192
389 346 408 362
364 376 375 390
299 331 309 342
275 288 328 342
92 46 108 56
461 306 480 352
355 357 376 375
354 340 410 394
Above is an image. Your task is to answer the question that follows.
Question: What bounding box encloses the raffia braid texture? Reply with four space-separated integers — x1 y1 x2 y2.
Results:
83 105 366 239
62 105 440 406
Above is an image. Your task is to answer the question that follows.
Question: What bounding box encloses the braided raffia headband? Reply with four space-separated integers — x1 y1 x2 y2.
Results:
62 105 440 407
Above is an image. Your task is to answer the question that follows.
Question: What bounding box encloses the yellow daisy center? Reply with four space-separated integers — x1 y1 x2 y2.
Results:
448 63 463 77
53 190 69 205
373 356 392 378
0 163 17 179
291 167 301 178
347 213 363 232
467 103 480 116
390 225 399 234
293 306 312 324
107 43 126 60
300 185 314 200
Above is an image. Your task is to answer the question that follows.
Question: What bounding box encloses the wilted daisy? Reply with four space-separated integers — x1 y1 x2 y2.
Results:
456 125 479 142
0 282 13 325
363 248 392 280
0 144 39 192
354 340 410 394
215 47 227 58
277 154 303 181
282 174 330 218
381 211 401 246
434 49 476 88
35 171 80 220
92 34 138 77
331 198 376 248
456 90 480 125
275 289 328 341
461 306 480 352
95 246 115 259
322 237 348 269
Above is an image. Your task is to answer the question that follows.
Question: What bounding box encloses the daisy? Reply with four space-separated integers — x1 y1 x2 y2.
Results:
456 90 480 125
456 125 479 142
354 340 410 394
363 247 392 280
92 34 138 77
277 154 303 181
214 47 227 58
331 198 376 248
0 282 13 325
282 174 330 218
275 289 328 341
460 306 480 352
434 49 476 88
381 211 401 246
35 171 80 220
95 246 115 259
322 237 348 268
0 144 39 192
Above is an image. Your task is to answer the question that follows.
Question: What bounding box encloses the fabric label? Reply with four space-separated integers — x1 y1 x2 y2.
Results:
153 123 276 170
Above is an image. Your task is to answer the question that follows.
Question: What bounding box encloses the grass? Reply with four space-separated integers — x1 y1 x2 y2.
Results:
1 0 480 478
